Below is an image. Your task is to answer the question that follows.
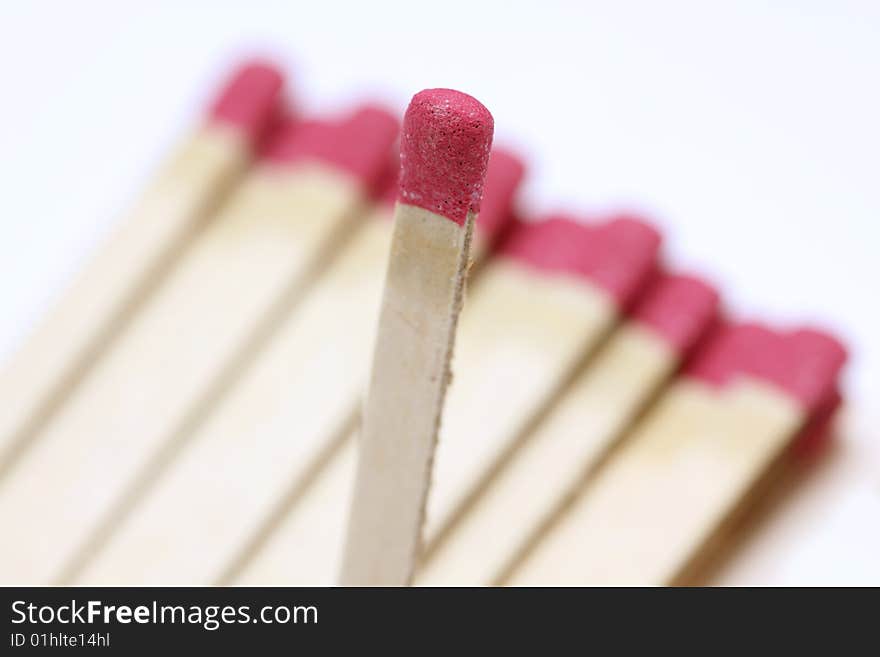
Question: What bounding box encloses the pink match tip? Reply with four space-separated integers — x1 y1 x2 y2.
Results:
790 388 842 458
261 104 399 188
370 152 401 207
685 322 848 412
208 60 285 144
398 88 495 225
497 215 662 306
630 272 720 355
475 148 526 245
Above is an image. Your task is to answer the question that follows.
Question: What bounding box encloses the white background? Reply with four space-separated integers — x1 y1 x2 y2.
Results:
0 1 877 584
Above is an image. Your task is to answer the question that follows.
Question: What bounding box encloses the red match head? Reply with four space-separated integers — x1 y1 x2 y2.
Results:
260 104 399 189
790 388 842 458
398 89 495 225
684 321 848 412
630 271 720 355
475 148 526 246
208 59 285 145
370 151 401 207
497 214 662 306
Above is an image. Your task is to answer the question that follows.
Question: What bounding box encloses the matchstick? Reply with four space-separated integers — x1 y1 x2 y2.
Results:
418 214 661 568
73 149 523 585
234 436 358 586
668 332 846 586
508 322 846 586
0 60 283 478
339 89 495 586
417 272 719 585
0 105 399 585
678 385 847 586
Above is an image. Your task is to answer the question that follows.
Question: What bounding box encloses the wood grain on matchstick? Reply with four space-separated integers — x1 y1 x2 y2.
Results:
0 61 283 478
0 107 398 585
509 323 846 586
418 272 718 585
75 151 523 585
419 215 660 567
340 89 494 586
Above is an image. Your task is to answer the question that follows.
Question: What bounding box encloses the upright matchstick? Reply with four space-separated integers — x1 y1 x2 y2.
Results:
0 60 283 477
340 89 494 586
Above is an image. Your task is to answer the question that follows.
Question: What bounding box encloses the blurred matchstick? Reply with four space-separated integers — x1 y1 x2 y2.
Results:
419 215 660 570
0 105 398 584
0 60 283 479
509 322 846 585
418 271 719 585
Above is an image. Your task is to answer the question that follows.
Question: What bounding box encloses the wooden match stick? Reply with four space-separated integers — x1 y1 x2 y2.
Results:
73 149 523 585
671 387 845 586
508 322 846 586
417 215 660 570
417 271 719 585
0 105 399 585
339 88 495 586
0 60 283 478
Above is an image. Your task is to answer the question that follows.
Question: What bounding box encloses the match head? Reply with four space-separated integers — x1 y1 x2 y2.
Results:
790 388 842 457
370 152 401 207
208 59 285 145
498 214 662 306
260 105 399 189
685 322 847 412
475 149 526 245
399 89 495 225
630 272 719 354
